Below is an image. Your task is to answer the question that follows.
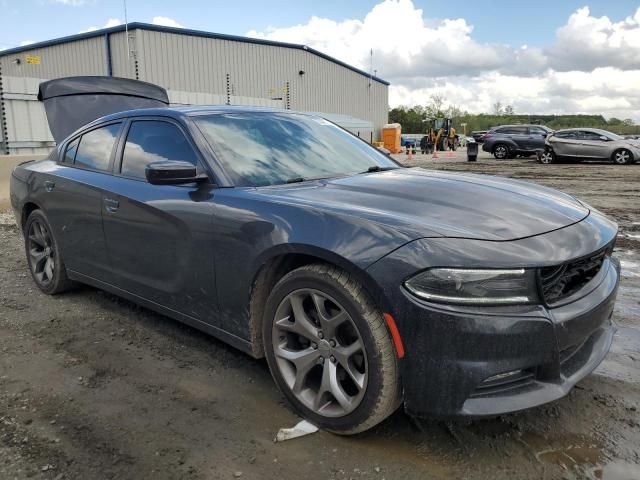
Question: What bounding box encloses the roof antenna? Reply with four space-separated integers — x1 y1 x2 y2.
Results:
123 0 130 61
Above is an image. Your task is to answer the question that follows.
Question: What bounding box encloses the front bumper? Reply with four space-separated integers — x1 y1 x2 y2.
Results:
366 213 620 417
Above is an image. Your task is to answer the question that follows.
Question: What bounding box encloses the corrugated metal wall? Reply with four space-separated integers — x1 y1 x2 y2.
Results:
0 27 388 155
0 35 108 154
136 30 388 141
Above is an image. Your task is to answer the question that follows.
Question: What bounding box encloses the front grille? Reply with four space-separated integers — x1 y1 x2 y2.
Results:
539 245 611 305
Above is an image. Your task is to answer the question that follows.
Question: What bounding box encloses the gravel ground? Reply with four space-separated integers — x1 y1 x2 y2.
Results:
0 151 639 479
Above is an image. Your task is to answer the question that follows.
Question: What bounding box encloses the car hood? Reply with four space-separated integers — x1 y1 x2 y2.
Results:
254 168 590 241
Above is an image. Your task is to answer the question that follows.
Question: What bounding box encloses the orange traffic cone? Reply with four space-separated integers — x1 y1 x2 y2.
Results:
447 149 454 158
408 150 413 161
432 149 439 159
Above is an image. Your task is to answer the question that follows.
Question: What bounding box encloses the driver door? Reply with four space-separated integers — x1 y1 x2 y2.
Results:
577 130 611 159
100 117 220 325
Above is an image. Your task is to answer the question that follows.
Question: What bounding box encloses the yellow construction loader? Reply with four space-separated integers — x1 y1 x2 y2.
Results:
425 118 459 151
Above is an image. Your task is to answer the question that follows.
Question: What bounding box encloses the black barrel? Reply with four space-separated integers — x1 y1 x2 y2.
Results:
467 141 478 162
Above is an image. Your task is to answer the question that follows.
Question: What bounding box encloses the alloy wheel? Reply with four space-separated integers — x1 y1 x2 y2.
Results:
272 288 368 417
27 219 55 285
494 145 508 159
614 149 631 165
540 151 554 164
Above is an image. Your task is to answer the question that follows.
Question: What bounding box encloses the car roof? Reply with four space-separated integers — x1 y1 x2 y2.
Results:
92 105 294 123
493 124 546 129
554 127 611 135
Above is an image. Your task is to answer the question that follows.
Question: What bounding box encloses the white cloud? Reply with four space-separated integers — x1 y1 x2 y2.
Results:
78 18 122 34
19 40 35 46
50 0 88 5
247 0 640 121
547 7 640 71
151 16 184 28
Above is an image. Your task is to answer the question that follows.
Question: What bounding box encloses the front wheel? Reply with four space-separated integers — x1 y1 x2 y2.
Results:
613 149 633 165
263 264 401 435
539 150 556 164
493 144 509 159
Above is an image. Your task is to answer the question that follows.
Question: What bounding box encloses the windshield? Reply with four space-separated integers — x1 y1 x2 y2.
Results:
194 112 398 186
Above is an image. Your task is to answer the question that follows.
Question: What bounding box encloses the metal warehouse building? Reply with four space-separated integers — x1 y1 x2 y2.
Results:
0 22 389 155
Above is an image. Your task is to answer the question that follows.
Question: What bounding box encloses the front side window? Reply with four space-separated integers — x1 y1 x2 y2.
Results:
579 131 606 141
120 120 199 180
74 123 122 172
529 127 547 136
194 113 398 187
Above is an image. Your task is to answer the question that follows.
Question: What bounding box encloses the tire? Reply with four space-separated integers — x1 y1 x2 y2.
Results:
539 150 556 164
612 149 634 165
263 264 401 435
24 209 74 295
493 144 509 159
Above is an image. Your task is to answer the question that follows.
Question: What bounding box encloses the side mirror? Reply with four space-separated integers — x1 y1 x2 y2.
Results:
145 160 208 185
599 135 609 142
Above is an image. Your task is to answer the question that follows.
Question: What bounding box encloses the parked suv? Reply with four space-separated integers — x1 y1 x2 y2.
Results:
482 125 553 159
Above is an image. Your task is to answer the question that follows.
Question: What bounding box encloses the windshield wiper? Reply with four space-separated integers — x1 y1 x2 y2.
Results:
286 177 306 184
359 165 396 174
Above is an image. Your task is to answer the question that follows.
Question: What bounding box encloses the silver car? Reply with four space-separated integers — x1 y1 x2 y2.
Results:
541 128 639 165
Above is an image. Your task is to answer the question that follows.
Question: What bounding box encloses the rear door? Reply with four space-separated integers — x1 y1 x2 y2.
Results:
497 126 528 150
100 117 219 324
577 130 611 159
44 122 123 281
526 126 549 150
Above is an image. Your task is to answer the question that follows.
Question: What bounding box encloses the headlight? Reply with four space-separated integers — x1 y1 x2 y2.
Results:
404 268 539 305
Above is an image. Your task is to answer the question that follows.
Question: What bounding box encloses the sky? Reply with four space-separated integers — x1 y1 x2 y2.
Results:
2 0 640 120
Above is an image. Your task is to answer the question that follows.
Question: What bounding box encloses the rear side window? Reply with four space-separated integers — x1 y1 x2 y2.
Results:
496 126 527 134
120 120 199 180
64 138 79 163
74 123 122 172
554 131 577 139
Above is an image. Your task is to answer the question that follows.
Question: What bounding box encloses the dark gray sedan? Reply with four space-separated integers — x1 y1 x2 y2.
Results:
541 128 639 164
10 77 621 434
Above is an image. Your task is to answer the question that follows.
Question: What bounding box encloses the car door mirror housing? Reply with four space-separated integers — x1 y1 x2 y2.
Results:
599 136 609 142
145 161 208 185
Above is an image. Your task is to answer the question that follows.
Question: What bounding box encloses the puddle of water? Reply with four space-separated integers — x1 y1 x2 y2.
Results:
596 460 640 480
520 431 602 466
595 326 640 383
537 444 602 469
520 432 640 480
619 259 640 278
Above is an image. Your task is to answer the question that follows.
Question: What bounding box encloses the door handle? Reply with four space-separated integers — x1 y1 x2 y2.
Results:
44 181 55 192
104 198 119 213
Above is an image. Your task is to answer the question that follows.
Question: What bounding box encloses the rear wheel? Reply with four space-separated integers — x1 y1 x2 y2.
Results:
493 144 509 159
24 210 74 294
613 149 633 165
263 264 401 435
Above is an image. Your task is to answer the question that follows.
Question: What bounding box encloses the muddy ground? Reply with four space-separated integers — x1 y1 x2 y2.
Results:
1 152 639 480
